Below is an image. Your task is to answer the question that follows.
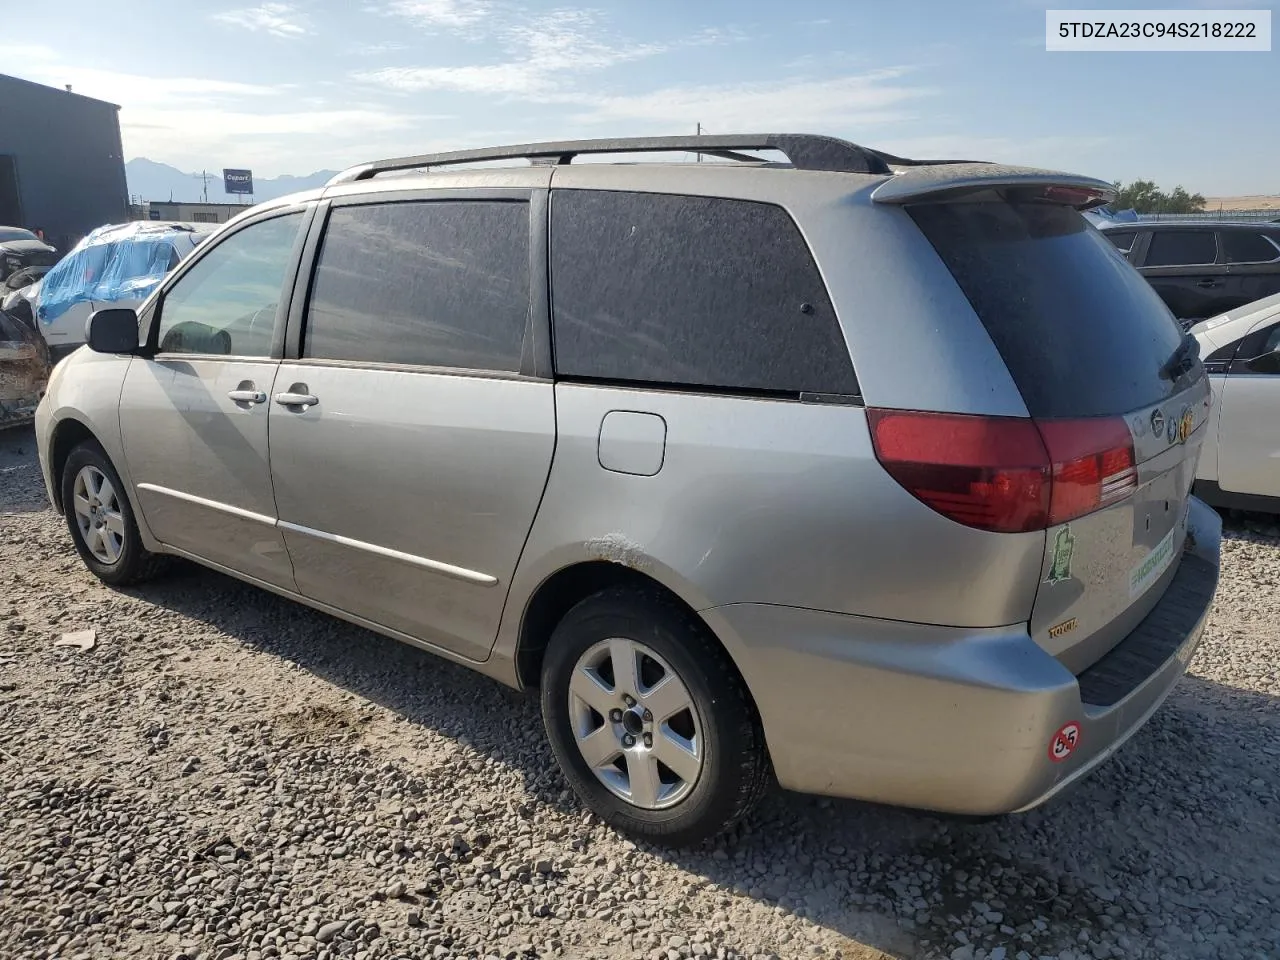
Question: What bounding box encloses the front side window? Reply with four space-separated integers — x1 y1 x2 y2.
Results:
1144 230 1217 267
1221 231 1280 265
156 213 303 356
550 190 857 396
303 200 530 373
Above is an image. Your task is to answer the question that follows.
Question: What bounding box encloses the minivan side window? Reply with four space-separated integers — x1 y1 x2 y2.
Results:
156 213 303 356
1144 230 1217 267
549 190 858 397
303 200 530 373
1221 231 1280 265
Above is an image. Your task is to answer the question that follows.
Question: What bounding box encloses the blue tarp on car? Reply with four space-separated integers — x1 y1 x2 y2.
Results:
36 222 191 326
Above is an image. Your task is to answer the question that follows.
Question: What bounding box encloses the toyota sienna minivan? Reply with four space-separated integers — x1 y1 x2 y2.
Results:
36 134 1221 846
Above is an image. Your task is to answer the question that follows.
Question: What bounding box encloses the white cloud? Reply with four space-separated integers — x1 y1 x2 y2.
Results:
212 2 310 38
349 40 409 55
12 54 280 108
359 63 548 95
7 44 446 175
504 9 666 72
355 9 715 98
121 106 451 175
570 70 932 131
385 0 491 28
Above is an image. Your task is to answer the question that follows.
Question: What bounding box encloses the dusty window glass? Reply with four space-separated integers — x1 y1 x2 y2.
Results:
550 190 857 396
304 201 529 372
911 200 1185 417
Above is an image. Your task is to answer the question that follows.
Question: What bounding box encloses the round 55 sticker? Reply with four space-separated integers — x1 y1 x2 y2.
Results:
1048 722 1081 762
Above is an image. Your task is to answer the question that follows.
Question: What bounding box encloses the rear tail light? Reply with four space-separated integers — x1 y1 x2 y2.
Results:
1037 418 1137 525
868 409 1137 534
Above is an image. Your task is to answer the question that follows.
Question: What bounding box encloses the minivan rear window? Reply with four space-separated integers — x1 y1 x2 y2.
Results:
909 201 1185 418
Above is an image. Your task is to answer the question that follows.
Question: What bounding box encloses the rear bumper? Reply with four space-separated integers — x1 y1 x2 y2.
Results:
701 497 1222 816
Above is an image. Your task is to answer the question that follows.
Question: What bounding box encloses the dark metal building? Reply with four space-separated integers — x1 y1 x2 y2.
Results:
0 74 129 253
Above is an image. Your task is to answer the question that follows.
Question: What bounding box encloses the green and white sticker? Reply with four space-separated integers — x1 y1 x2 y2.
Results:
1046 525 1075 585
1130 525 1178 599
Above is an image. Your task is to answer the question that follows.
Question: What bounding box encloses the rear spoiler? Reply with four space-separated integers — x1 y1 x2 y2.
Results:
871 163 1115 210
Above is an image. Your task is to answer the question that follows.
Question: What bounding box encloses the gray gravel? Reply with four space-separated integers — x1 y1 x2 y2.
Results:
1 424 1278 960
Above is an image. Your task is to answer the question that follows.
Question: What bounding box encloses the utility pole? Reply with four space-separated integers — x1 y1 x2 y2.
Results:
696 122 702 163
192 170 213 203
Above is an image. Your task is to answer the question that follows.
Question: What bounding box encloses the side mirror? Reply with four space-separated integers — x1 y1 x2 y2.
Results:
86 308 140 354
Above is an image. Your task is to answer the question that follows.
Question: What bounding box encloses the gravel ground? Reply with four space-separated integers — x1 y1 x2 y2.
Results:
1 423 1278 960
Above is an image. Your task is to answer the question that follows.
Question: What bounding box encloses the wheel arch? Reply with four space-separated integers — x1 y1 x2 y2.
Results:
513 560 758 713
48 417 100 513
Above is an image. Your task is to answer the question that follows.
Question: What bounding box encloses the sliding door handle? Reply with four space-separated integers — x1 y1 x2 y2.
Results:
274 391 319 407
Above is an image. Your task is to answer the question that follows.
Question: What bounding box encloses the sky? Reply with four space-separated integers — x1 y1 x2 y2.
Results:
8 0 1278 195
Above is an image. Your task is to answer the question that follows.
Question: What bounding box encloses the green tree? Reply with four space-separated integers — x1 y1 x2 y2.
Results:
1112 180 1206 215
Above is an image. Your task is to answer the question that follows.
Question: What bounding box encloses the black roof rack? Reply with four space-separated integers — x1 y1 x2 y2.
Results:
328 134 904 184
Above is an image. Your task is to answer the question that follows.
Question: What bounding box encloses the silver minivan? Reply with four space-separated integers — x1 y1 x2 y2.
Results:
35 135 1221 846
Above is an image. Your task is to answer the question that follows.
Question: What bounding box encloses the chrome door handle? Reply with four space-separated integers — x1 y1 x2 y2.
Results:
227 389 267 404
274 392 319 407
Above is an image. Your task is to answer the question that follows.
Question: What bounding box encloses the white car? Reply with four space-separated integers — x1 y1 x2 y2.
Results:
1193 291 1280 512
33 221 213 360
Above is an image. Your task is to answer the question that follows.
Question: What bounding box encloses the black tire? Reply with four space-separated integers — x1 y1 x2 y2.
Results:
541 588 771 847
61 440 167 586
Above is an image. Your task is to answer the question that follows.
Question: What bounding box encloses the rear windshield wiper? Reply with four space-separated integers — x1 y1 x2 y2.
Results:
1160 332 1200 381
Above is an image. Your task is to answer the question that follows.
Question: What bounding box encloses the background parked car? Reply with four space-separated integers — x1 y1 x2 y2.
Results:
1192 291 1280 512
0 225 59 286
1100 220 1280 326
33 221 214 360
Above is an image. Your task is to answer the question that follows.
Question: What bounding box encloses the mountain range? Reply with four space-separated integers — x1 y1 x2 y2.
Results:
125 158 340 204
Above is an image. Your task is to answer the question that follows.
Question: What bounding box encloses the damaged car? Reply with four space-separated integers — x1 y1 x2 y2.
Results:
0 226 59 287
1 264 51 330
33 221 213 360
0 305 51 429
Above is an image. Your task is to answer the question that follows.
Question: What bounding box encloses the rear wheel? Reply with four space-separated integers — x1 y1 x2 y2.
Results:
61 441 166 586
541 588 770 846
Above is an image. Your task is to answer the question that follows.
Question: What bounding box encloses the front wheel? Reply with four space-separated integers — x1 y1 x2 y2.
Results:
61 441 166 586
541 588 771 847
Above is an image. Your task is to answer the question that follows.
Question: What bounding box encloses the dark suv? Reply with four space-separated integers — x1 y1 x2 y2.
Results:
1099 220 1280 325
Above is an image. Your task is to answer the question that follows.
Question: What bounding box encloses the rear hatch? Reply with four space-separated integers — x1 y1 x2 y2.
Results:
900 186 1209 675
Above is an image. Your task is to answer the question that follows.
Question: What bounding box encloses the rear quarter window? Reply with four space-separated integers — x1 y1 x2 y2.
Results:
909 201 1185 418
550 190 858 397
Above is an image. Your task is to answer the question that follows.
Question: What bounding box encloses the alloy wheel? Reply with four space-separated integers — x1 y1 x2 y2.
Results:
567 637 704 810
72 465 125 565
